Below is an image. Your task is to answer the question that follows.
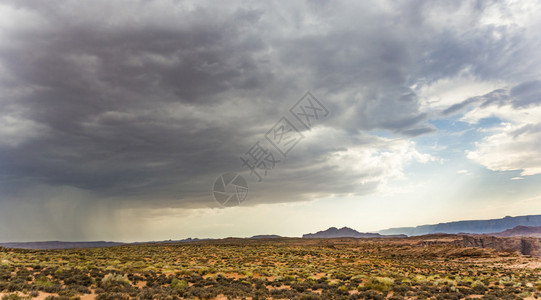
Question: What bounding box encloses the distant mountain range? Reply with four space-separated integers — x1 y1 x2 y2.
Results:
250 235 282 239
378 215 541 236
3 215 541 250
303 227 407 238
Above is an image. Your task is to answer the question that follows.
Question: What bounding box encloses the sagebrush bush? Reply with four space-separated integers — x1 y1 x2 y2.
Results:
171 278 188 291
102 274 131 286
365 276 394 292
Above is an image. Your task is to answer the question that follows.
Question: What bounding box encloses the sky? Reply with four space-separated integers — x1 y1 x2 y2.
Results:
1 0 541 242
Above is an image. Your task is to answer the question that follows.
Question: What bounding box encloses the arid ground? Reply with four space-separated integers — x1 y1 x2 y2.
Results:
1 237 540 299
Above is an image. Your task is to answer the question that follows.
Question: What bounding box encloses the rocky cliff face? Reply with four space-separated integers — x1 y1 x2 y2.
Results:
461 235 541 256
492 225 541 237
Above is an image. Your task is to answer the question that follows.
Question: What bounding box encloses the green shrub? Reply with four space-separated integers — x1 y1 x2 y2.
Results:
44 296 80 300
171 278 188 291
2 294 31 300
102 274 131 286
35 276 55 288
365 276 394 292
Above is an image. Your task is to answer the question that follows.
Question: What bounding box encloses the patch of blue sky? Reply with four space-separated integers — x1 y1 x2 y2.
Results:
414 114 503 156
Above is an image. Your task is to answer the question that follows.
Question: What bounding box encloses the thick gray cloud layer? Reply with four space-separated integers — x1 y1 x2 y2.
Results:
1 0 540 240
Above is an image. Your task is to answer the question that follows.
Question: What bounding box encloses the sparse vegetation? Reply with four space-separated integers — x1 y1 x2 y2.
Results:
0 237 539 299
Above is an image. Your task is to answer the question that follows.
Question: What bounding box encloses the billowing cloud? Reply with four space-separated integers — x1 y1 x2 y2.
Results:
467 122 541 176
462 81 541 177
0 0 540 240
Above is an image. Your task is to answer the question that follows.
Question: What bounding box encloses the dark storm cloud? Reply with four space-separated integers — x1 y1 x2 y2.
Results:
0 0 436 205
441 80 541 117
1 0 540 241
0 1 278 199
417 11 537 83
